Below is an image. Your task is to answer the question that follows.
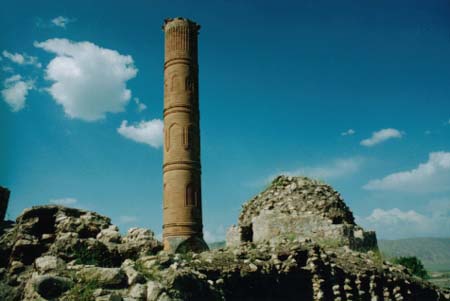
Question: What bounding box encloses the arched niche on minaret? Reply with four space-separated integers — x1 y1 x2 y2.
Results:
165 122 183 152
170 73 183 92
185 183 199 208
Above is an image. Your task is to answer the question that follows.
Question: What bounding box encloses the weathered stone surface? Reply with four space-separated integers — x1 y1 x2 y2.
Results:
118 228 162 259
129 283 147 300
77 267 127 288
147 280 163 301
35 255 65 274
48 231 79 257
33 274 73 299
227 176 377 251
10 234 43 265
97 225 122 244
8 260 24 274
157 292 172 301
225 225 240 248
122 259 145 285
54 208 111 238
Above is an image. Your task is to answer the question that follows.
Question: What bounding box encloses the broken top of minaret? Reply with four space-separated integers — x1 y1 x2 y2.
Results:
161 18 208 253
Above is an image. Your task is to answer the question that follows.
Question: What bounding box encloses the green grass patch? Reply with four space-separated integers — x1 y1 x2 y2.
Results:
63 280 98 301
71 243 118 267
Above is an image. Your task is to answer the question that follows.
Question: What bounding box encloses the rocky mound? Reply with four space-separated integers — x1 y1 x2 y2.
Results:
227 176 377 251
0 205 161 300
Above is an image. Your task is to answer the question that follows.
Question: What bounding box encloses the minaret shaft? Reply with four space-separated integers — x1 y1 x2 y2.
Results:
162 18 207 252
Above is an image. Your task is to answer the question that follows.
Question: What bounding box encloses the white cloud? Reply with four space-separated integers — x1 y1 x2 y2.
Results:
51 16 74 28
2 50 41 68
49 197 78 206
118 215 139 224
134 97 147 112
35 38 137 121
2 51 24 64
363 151 450 193
117 119 163 148
4 75 21 83
360 128 403 147
341 129 355 136
366 208 428 225
357 202 450 239
266 157 364 183
1 74 33 112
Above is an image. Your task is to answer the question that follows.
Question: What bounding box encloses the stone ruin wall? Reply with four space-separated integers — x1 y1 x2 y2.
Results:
228 211 377 251
0 186 10 221
226 176 377 251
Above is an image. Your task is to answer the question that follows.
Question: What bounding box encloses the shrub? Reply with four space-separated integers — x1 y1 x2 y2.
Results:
71 242 119 267
393 256 429 279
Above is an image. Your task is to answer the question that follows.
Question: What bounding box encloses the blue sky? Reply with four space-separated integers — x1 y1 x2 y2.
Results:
1 0 449 241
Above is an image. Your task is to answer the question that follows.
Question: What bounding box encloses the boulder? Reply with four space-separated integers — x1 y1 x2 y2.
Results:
77 267 127 288
118 228 162 259
122 259 145 285
35 255 65 274
97 225 122 244
129 283 147 300
147 280 163 301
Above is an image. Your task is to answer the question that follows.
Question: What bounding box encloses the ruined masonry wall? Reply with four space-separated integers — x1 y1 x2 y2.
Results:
0 186 10 221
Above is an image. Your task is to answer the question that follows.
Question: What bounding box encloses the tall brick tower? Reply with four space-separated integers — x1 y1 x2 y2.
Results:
162 18 208 252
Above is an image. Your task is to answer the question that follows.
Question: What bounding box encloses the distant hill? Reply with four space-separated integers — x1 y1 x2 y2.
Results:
208 241 225 249
379 237 450 272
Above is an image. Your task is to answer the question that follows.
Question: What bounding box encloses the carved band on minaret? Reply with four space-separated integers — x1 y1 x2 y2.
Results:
162 17 208 253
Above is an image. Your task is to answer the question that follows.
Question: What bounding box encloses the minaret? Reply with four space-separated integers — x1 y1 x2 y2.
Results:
162 18 208 252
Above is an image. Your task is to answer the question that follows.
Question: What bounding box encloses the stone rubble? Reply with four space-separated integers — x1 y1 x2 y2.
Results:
0 180 448 300
0 205 162 300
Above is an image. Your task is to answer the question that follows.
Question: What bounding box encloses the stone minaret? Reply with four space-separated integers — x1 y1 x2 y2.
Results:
162 18 208 252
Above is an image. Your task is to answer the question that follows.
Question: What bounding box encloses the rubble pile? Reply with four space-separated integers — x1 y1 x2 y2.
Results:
0 178 448 300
